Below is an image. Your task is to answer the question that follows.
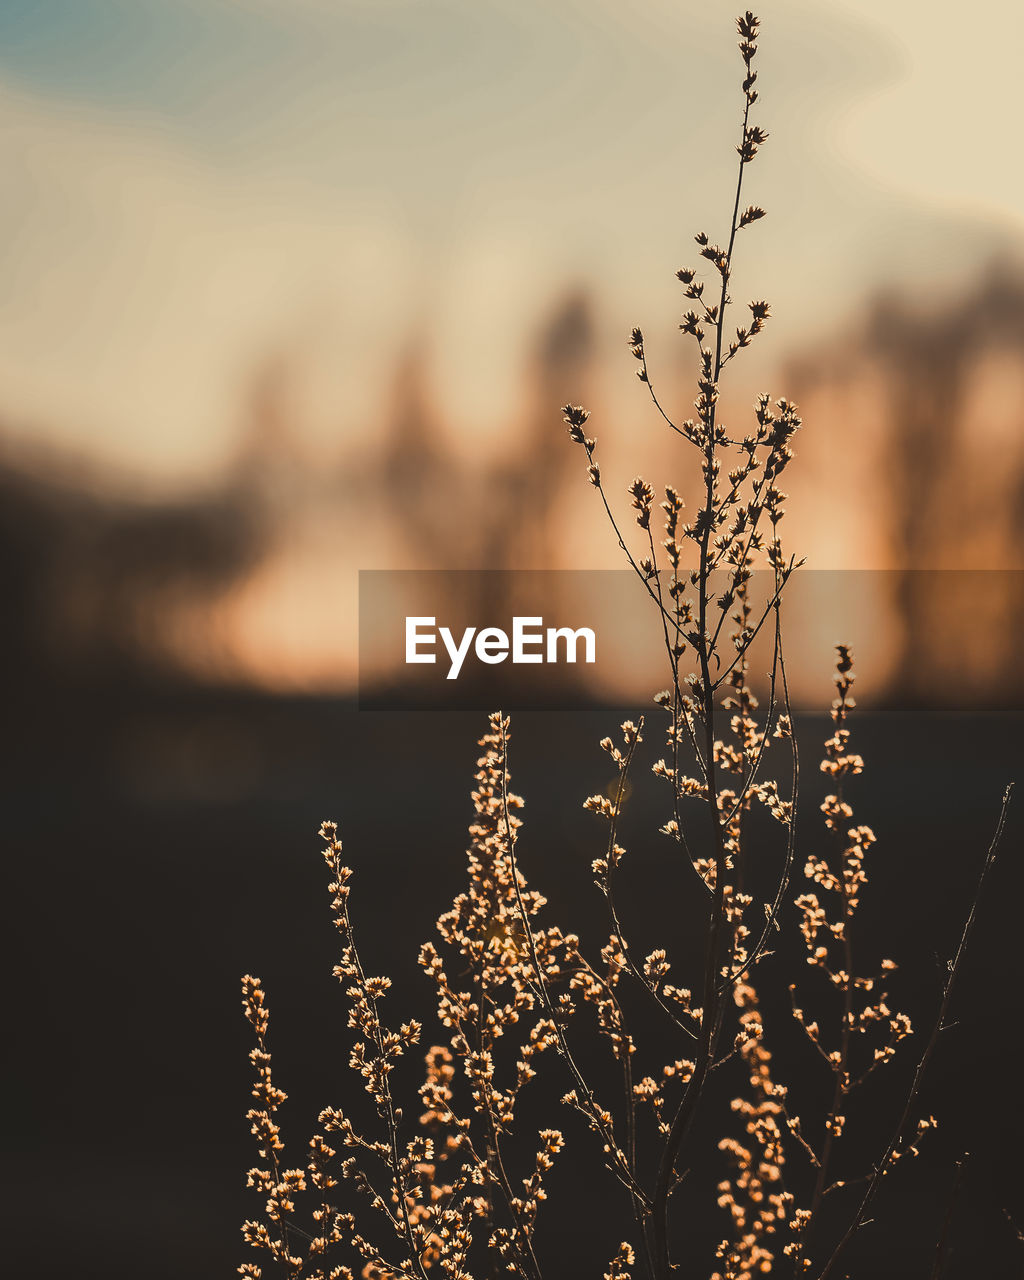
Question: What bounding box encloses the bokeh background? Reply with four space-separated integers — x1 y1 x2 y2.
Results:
2 1 1022 1275
2 0 1024 695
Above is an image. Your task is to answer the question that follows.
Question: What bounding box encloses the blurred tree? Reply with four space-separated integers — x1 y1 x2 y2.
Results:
789 263 1024 703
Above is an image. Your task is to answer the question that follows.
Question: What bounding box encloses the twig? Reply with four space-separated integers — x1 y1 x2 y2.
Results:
496 716 652 1213
815 784 1014 1280
929 1153 968 1280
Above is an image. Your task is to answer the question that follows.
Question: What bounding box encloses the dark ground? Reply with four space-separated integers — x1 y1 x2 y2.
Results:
4 673 1023 1278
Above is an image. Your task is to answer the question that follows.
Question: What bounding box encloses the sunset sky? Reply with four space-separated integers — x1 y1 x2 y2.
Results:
1 1 1020 694
0 0 1020 485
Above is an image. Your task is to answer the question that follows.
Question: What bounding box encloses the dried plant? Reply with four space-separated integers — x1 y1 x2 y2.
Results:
238 14 1013 1279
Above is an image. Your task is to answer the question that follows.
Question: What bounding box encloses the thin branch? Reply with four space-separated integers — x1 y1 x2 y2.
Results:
815 784 1014 1280
496 716 652 1212
929 1154 969 1280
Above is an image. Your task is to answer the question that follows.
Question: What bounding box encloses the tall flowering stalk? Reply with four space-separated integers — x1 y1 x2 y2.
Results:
565 14 801 1267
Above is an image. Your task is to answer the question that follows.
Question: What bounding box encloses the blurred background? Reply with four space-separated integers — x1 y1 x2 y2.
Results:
1 0 1023 696
2 1 1022 1275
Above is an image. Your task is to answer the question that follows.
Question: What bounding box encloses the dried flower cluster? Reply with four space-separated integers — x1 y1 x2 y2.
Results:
238 13 1012 1280
241 721 653 1279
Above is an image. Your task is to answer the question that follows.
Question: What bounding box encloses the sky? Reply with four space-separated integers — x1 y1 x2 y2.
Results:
1 0 1021 488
